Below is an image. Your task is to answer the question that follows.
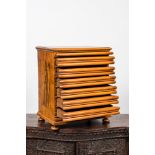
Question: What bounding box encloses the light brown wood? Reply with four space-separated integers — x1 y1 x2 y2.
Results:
62 95 119 104
37 49 57 125
57 99 119 110
56 56 115 61
36 47 120 128
57 67 115 79
60 85 117 94
56 61 114 67
59 76 116 83
59 90 117 99
58 71 115 78
56 51 113 57
58 80 116 88
62 111 120 122
57 66 115 73
58 106 119 116
57 107 120 122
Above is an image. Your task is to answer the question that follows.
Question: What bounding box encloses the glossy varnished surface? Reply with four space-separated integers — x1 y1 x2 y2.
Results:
37 47 119 125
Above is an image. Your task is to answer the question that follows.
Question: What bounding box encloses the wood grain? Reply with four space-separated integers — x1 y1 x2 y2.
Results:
56 51 113 57
57 99 119 110
36 47 120 127
58 71 115 78
57 106 120 122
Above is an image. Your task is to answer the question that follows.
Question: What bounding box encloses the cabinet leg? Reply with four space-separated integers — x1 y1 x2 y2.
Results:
38 116 44 121
51 125 59 131
103 117 110 123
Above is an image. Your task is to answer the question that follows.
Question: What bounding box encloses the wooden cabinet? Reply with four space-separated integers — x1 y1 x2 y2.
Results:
36 47 120 130
26 114 129 155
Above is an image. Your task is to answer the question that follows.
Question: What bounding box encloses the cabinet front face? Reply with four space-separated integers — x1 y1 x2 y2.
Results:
77 138 129 155
55 48 119 123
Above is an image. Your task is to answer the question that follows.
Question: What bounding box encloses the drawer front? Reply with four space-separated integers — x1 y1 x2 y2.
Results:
55 49 119 122
56 56 114 67
57 76 116 88
56 51 113 57
57 96 118 110
57 66 115 78
27 139 75 155
57 106 119 122
77 138 129 155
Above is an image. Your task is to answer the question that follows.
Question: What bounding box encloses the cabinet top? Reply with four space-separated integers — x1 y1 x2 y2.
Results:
36 46 112 51
27 114 128 142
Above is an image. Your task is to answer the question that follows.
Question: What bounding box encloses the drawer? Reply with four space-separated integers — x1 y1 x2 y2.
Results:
56 60 114 67
77 138 128 155
57 85 117 99
56 56 114 67
57 106 120 122
57 66 115 78
57 76 116 88
57 95 118 110
56 51 113 57
56 56 114 62
36 140 75 155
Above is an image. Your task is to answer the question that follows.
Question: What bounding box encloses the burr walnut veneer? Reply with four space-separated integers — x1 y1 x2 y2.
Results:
36 47 120 130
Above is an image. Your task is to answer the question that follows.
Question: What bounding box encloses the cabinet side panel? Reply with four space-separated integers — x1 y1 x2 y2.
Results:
37 50 56 123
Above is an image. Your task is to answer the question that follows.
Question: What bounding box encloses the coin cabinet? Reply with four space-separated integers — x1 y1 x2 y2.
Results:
36 47 120 130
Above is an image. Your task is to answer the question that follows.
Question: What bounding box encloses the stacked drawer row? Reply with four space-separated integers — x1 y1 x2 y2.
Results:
55 49 120 122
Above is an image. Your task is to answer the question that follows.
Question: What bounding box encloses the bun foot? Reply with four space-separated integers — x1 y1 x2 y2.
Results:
38 116 44 121
51 126 59 131
103 117 110 123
